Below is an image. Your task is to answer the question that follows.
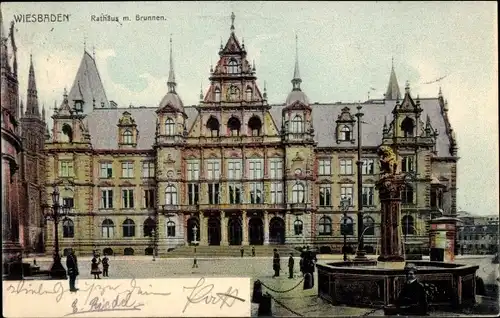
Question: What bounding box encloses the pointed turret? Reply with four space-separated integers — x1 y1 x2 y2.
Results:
158 35 184 112
167 35 176 93
199 82 203 101
285 34 309 106
20 100 24 118
385 58 401 100
1 9 9 71
42 104 46 122
26 54 40 117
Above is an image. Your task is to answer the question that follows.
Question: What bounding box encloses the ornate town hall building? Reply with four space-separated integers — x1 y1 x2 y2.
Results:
44 15 458 256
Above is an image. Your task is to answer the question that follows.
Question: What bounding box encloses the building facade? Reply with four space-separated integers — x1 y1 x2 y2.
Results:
2 9 46 272
456 212 499 255
44 15 459 256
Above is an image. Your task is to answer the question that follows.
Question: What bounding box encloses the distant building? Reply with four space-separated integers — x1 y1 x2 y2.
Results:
44 14 459 256
456 213 499 255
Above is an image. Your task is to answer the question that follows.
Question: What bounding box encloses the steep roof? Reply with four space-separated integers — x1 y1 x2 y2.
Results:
385 60 401 100
67 50 109 113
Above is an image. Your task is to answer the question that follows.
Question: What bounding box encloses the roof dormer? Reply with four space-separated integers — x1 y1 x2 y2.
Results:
335 107 355 144
117 111 138 149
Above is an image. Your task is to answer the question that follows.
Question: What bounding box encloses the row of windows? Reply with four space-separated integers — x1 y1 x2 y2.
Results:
206 115 262 137
61 218 174 238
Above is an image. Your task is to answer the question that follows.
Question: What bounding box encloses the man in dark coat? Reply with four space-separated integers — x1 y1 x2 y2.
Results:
288 253 295 279
66 248 79 292
240 246 244 257
388 263 428 316
272 249 280 278
252 246 256 257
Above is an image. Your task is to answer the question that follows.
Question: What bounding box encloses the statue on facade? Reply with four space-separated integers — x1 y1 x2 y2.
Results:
377 145 397 176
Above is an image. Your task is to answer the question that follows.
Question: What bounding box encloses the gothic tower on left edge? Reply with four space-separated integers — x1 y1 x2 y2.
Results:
20 54 48 253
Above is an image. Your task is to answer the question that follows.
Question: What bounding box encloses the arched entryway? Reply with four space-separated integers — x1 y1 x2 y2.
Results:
269 217 285 244
187 217 200 244
248 217 264 245
207 216 221 246
228 216 242 245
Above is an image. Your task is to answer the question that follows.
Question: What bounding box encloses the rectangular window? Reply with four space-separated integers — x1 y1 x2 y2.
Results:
269 159 283 179
122 189 134 208
318 159 332 176
143 189 155 208
362 159 375 175
121 161 134 178
319 186 331 206
362 186 375 206
249 182 264 204
228 183 242 204
227 160 242 180
270 183 283 204
100 162 113 178
62 197 74 208
142 161 155 178
59 160 74 177
339 159 353 175
208 183 220 204
187 160 200 181
248 159 264 179
206 160 221 180
100 189 113 209
188 183 199 205
340 186 353 204
401 156 415 172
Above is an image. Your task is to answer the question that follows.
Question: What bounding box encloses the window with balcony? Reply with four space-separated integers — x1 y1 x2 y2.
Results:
100 162 113 178
362 159 374 175
143 189 155 208
121 161 134 178
229 183 242 204
362 186 375 206
318 159 331 176
208 183 220 204
319 186 331 206
249 182 263 204
165 185 177 205
340 186 353 204
318 216 332 235
206 160 221 180
59 160 74 177
142 161 155 178
122 189 134 208
270 159 283 179
340 159 353 175
292 183 305 203
227 160 242 180
248 159 263 179
100 189 113 209
188 183 199 205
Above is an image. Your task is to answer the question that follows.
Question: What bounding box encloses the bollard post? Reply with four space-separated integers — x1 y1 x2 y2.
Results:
252 280 263 304
257 292 272 316
303 272 314 290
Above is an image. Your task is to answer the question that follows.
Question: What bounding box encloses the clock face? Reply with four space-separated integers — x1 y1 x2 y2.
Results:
295 168 302 175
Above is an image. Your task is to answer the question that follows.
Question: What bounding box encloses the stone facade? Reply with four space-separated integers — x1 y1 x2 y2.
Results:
43 15 459 256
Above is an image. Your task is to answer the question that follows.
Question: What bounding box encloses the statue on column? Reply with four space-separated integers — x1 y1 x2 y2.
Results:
377 145 398 177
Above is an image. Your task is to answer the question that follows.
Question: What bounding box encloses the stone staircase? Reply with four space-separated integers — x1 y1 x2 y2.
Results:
162 245 298 258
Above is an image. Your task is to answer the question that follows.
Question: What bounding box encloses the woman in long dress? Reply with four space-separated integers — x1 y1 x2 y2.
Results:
91 255 102 279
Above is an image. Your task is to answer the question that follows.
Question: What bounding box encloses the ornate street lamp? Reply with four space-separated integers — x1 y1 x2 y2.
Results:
340 196 350 262
192 225 199 269
43 186 70 279
354 105 367 261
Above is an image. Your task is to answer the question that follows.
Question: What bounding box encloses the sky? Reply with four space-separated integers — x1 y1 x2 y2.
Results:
2 1 498 216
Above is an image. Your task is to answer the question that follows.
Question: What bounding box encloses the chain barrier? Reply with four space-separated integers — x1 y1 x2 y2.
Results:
267 292 305 317
360 307 380 316
260 277 305 293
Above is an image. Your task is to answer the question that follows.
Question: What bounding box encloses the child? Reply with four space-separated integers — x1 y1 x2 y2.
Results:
102 255 109 277
91 255 102 279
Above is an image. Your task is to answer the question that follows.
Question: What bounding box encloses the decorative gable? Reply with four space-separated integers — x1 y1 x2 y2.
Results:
335 107 355 144
117 111 138 149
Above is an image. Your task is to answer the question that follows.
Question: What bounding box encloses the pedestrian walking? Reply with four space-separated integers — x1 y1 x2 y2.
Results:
252 246 255 257
102 255 110 277
240 246 244 257
272 248 280 278
288 253 295 279
299 256 304 276
91 255 102 279
66 248 79 292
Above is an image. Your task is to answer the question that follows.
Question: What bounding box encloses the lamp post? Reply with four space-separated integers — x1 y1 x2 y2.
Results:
192 225 199 268
340 197 350 262
151 229 156 261
354 105 367 261
43 186 70 279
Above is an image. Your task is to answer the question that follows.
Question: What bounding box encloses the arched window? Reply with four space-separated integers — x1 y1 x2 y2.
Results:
122 130 133 144
294 219 303 235
228 59 239 74
341 216 354 235
124 247 134 255
402 185 414 204
245 87 252 101
363 216 375 236
318 216 332 235
214 87 221 102
402 215 415 235
165 185 177 205
165 118 175 135
62 218 74 238
291 183 305 203
401 117 415 137
227 117 241 136
207 116 219 137
291 115 303 133
340 125 351 141
61 124 73 143
122 219 136 237
167 221 176 237
143 217 156 237
101 219 115 238
248 116 262 136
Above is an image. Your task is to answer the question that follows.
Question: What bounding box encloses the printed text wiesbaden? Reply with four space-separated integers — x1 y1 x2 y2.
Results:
13 14 70 23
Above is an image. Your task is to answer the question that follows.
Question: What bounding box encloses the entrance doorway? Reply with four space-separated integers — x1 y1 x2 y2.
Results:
187 217 200 244
269 217 285 244
228 217 242 245
249 217 264 245
207 217 221 246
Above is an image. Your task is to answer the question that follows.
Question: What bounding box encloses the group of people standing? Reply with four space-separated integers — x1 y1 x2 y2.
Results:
65 248 111 292
90 252 110 279
272 248 317 279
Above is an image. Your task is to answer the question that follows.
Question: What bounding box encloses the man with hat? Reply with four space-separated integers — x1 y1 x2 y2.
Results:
389 263 428 316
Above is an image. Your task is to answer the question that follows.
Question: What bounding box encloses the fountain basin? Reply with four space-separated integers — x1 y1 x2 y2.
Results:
317 259 479 310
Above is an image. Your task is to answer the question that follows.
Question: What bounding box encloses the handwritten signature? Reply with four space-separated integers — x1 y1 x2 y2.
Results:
6 281 66 302
182 277 245 313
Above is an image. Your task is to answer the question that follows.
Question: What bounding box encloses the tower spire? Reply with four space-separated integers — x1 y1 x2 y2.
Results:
230 12 235 33
385 57 401 100
199 82 203 100
167 34 176 93
26 54 40 117
291 33 302 91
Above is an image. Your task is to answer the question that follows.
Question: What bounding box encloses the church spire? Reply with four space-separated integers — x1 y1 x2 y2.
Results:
385 57 401 100
230 12 235 34
26 54 40 117
167 35 176 93
291 34 302 91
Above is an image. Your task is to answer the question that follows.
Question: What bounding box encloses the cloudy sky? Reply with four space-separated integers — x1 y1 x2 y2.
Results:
2 1 498 216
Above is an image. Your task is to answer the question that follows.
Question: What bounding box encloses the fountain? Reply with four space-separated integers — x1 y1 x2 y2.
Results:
316 146 479 310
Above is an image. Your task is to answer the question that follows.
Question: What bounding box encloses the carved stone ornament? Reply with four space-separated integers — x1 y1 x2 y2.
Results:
377 146 397 176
